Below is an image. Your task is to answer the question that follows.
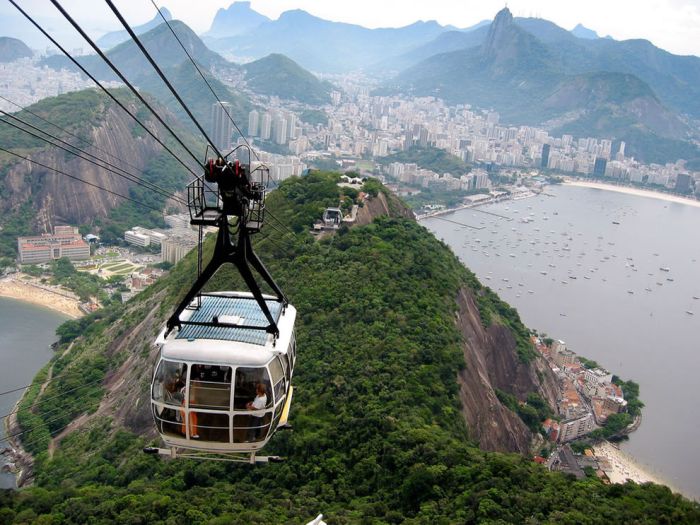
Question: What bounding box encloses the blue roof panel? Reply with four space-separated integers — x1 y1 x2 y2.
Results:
175 295 282 346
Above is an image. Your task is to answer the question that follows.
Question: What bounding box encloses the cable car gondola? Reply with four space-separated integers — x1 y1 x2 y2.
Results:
146 152 296 463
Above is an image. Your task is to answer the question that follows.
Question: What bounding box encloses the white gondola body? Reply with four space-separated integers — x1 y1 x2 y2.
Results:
150 292 296 453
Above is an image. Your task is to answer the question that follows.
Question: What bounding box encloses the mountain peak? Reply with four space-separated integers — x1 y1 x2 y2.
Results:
571 23 599 39
206 2 270 38
494 6 514 25
482 7 515 57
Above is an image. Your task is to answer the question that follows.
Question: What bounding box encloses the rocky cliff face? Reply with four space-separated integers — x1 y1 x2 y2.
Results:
455 288 559 453
1 105 168 232
354 191 415 226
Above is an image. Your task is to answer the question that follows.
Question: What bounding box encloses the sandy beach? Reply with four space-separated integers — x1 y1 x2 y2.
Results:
593 441 675 490
564 179 700 208
0 274 83 318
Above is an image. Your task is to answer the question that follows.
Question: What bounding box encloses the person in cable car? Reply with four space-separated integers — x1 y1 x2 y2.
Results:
246 383 268 441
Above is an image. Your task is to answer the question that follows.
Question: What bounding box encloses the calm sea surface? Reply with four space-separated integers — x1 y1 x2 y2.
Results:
424 184 700 500
0 297 67 489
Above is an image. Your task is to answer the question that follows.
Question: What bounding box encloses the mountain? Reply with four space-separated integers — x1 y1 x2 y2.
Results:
0 36 32 62
4 173 700 521
43 20 229 80
204 1 271 38
390 14 700 122
39 21 250 137
204 9 449 72
96 7 173 50
382 8 698 164
242 53 332 104
0 89 194 253
371 26 489 73
571 23 600 39
101 20 229 80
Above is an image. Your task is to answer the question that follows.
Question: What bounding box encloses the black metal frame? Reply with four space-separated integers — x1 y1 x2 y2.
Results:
165 157 286 338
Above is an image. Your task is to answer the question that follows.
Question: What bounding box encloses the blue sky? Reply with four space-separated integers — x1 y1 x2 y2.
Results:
1 0 698 56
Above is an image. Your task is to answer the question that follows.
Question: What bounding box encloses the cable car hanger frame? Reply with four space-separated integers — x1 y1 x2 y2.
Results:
165 145 288 340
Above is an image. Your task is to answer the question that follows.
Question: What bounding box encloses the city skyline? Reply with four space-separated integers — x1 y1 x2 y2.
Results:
0 0 698 58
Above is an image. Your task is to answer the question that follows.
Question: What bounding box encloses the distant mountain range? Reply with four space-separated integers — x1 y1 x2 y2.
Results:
29 4 700 165
40 20 329 128
202 4 448 72
380 8 700 165
0 36 32 62
96 7 173 50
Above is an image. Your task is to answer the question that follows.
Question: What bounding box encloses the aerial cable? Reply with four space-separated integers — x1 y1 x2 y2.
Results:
103 0 225 161
266 209 297 237
0 403 92 443
1 391 99 442
0 93 188 197
0 413 99 454
7 0 200 181
0 378 105 422
0 111 188 206
0 146 164 213
0 361 106 399
48 0 206 170
148 0 262 164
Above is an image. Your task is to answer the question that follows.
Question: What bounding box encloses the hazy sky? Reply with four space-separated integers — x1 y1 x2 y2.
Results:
1 0 699 57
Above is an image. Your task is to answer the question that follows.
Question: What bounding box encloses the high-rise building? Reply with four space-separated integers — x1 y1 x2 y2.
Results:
260 113 272 140
273 115 288 144
541 144 551 168
210 102 233 152
286 113 297 141
403 130 413 151
248 110 259 137
418 127 429 147
675 173 692 193
593 157 607 177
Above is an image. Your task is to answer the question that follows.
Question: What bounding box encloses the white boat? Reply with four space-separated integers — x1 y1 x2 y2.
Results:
686 311 694 316
660 267 670 272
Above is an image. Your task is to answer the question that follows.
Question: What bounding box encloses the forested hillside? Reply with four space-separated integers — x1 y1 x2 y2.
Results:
2 173 698 523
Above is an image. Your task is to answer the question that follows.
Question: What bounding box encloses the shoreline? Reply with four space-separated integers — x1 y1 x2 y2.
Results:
563 179 700 208
0 274 84 319
592 441 681 495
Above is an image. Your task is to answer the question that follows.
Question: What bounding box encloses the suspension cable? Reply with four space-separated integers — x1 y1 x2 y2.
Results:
0 378 105 421
148 0 261 164
0 93 188 199
48 0 205 168
0 111 188 205
7 0 200 181
103 0 225 160
0 146 163 213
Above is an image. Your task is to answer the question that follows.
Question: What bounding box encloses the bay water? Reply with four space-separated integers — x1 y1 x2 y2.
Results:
424 184 700 500
0 297 67 489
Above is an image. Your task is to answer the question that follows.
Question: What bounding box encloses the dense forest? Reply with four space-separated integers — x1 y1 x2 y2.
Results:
1 172 698 523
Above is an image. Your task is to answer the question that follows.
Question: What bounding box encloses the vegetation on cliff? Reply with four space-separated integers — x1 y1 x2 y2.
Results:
2 173 698 523
379 145 471 176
